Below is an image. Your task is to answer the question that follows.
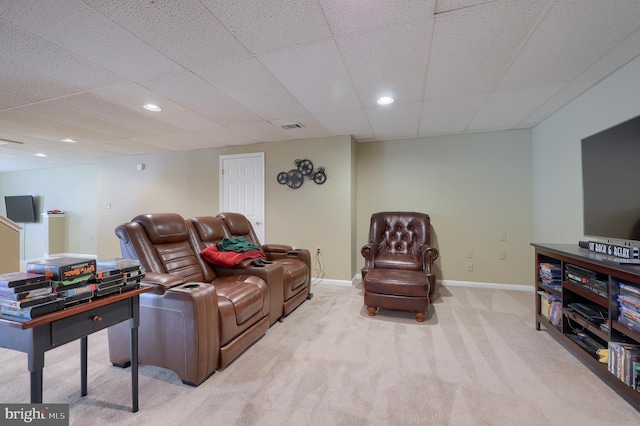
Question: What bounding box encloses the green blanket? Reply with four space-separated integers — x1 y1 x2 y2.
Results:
216 237 261 253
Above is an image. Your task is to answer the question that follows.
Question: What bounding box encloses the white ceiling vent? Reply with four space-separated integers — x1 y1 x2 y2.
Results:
280 123 304 129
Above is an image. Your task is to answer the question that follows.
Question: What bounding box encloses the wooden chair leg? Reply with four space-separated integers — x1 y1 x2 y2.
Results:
367 306 378 316
415 311 426 322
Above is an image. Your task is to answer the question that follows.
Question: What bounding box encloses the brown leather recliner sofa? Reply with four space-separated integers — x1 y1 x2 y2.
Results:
108 212 311 386
108 213 273 386
216 212 312 316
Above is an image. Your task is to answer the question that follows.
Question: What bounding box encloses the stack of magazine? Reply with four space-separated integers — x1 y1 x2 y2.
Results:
0 272 62 320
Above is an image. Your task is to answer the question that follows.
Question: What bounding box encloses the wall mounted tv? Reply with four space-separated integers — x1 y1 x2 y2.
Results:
4 195 37 223
582 114 640 244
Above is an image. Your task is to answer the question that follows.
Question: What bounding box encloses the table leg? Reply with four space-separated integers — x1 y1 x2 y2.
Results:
27 338 45 404
30 370 43 403
81 336 88 396
131 326 139 413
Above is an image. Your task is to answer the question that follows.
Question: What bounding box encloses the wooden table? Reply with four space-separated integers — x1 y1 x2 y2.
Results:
0 286 150 412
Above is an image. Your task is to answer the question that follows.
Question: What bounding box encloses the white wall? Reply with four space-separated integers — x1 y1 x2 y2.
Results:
0 165 97 260
95 136 355 280
532 55 640 244
357 130 533 286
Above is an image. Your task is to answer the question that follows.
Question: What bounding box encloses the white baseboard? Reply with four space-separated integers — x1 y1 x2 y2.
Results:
349 274 533 292
312 278 353 287
440 279 533 292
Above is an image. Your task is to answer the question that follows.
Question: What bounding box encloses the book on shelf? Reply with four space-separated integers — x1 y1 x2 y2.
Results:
608 342 640 389
0 285 53 301
0 293 57 309
97 258 140 271
619 295 640 314
26 257 96 282
56 283 96 298
0 299 65 320
620 282 640 298
618 316 640 334
62 292 93 307
539 261 562 285
0 272 47 288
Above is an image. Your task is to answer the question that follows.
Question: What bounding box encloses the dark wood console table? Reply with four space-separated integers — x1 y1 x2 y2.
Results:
532 243 640 411
0 286 150 412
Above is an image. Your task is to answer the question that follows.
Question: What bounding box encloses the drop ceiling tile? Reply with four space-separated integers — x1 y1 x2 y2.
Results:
1 0 182 81
0 61 78 100
467 83 565 131
269 116 331 139
581 27 640 80
497 0 640 91
91 83 218 131
192 57 309 121
84 0 249 68
314 110 374 140
419 93 488 136
321 0 435 35
228 121 293 143
0 21 124 90
0 86 39 109
435 0 498 14
161 132 228 149
425 0 549 99
258 40 362 115
0 108 137 143
139 71 261 125
201 0 330 53
192 125 258 146
98 137 169 155
52 93 183 135
338 20 431 106
366 102 423 140
518 77 603 128
16 102 144 139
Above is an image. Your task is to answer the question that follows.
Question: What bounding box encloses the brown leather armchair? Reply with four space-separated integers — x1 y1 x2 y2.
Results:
107 213 270 386
216 212 312 316
361 212 438 322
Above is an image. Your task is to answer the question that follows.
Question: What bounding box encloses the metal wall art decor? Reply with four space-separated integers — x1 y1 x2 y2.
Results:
277 159 327 189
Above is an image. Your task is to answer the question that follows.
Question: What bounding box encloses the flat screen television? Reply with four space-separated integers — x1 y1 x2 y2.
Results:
4 195 37 223
581 114 640 244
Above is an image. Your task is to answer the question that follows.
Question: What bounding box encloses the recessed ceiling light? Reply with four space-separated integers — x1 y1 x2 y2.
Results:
377 96 394 105
143 104 162 112
61 138 77 143
35 153 47 157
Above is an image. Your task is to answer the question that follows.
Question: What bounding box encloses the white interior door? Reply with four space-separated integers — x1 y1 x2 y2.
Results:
219 153 265 242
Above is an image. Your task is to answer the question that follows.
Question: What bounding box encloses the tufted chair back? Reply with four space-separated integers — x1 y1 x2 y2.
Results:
366 212 431 271
361 211 439 304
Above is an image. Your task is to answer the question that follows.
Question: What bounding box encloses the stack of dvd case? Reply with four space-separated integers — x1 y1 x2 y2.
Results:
90 265 125 298
27 257 97 306
618 282 640 334
0 272 63 319
96 258 145 295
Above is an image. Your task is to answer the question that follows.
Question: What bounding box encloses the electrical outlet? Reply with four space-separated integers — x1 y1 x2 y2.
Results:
467 262 473 272
316 247 321 255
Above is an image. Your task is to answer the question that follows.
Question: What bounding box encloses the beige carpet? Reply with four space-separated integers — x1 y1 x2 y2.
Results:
1 283 639 425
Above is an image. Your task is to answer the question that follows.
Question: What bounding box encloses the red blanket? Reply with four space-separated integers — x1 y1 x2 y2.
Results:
200 245 265 267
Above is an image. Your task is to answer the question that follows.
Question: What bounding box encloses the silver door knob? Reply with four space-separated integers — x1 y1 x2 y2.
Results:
255 221 261 225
